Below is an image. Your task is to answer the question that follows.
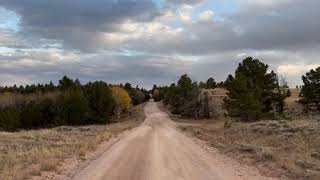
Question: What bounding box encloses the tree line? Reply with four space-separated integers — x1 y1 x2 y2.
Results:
0 76 150 131
154 57 320 122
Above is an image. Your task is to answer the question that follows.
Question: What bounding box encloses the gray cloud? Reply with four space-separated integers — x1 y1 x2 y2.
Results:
2 0 319 54
1 48 317 88
0 0 319 88
232 0 320 50
0 51 194 88
0 0 160 51
123 0 320 56
167 0 204 5
0 29 30 49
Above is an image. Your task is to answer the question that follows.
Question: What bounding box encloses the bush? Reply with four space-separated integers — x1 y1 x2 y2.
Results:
0 106 21 131
20 101 42 129
85 82 114 124
37 98 58 126
20 98 58 129
57 89 89 125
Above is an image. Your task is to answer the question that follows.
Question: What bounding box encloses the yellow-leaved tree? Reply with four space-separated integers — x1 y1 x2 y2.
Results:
152 89 160 101
111 86 133 118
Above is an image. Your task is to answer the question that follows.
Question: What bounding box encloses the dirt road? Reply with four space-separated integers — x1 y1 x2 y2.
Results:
69 102 276 180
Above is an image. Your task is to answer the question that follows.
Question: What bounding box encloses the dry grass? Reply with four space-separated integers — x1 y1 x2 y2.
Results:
0 104 145 180
162 87 319 179
179 119 320 179
284 88 304 118
211 88 228 96
0 91 60 108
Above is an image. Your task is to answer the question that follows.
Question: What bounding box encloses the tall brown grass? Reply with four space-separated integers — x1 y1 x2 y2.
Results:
0 91 60 108
0 104 145 180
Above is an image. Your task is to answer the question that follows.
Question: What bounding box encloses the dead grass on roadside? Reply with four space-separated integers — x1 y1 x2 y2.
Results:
0 104 145 180
179 119 320 180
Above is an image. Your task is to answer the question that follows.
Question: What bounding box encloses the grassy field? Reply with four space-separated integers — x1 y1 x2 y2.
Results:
161 88 320 179
179 119 320 179
0 104 145 180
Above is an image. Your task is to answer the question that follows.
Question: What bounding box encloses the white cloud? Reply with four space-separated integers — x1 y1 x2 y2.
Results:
199 10 214 22
240 0 293 7
277 64 320 77
178 5 194 23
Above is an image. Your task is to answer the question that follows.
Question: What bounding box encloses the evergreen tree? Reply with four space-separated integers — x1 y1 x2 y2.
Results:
85 82 115 123
163 83 176 105
175 74 193 114
301 67 320 111
262 71 278 112
205 78 217 89
224 57 278 121
0 106 20 131
59 76 77 90
57 89 89 125
21 98 57 129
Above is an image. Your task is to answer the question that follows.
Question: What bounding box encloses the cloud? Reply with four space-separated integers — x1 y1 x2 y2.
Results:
0 29 29 49
167 0 204 5
0 0 160 52
232 0 320 50
277 64 320 77
0 50 197 88
239 0 293 7
2 0 319 54
142 0 320 55
0 0 319 88
277 64 320 86
199 10 214 22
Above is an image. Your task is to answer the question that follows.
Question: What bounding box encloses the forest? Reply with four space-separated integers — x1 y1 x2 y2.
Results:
0 76 150 131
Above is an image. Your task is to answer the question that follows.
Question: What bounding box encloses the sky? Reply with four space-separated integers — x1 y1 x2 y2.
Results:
0 0 319 89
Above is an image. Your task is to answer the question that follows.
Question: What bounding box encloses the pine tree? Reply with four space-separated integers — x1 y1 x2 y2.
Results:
57 89 89 125
85 82 115 123
205 78 216 89
0 106 20 131
224 57 278 121
301 67 320 111
175 74 193 115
